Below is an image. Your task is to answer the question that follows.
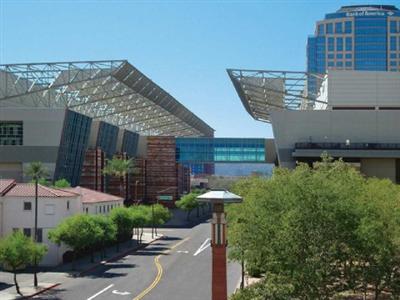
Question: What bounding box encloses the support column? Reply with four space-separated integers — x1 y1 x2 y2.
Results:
211 203 227 300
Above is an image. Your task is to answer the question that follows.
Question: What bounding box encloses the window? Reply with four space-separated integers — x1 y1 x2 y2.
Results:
85 207 89 214
37 229 43 243
327 54 334 59
345 37 352 51
24 202 32 211
390 61 397 66
45 204 55 215
318 24 324 35
328 37 334 51
67 201 70 210
326 23 333 34
390 53 397 59
390 21 397 33
336 37 343 51
23 228 31 237
336 53 343 59
335 22 343 33
344 21 352 33
390 36 397 51
0 122 23 146
345 53 352 59
345 61 352 67
328 61 334 67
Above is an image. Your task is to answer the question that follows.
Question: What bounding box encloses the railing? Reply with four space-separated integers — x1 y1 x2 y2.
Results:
295 142 400 150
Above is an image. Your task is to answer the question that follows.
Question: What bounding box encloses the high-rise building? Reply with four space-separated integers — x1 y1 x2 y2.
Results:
307 4 400 96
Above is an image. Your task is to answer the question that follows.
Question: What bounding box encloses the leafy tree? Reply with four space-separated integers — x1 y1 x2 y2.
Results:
25 161 48 287
109 207 134 250
129 205 151 243
228 155 400 299
0 231 47 295
30 177 50 186
152 204 172 235
90 215 117 259
103 156 134 202
53 178 71 188
48 214 103 267
175 192 201 220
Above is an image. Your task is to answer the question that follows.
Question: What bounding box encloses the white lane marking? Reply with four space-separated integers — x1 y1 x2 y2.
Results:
193 238 211 256
177 250 189 254
87 284 114 300
112 290 131 296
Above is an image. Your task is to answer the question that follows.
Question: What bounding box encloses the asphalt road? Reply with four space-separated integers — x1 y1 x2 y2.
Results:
35 221 241 300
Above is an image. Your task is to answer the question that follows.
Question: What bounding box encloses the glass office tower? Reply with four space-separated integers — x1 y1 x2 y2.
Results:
307 5 400 96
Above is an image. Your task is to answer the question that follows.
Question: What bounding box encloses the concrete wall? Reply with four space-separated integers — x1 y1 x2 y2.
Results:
1 195 81 266
270 109 400 168
0 108 66 181
360 158 396 182
327 71 400 108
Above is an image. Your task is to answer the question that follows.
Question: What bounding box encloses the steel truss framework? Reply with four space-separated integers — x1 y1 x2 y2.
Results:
227 69 326 123
0 60 214 137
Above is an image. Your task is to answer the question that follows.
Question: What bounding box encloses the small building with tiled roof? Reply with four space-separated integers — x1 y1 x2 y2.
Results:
62 186 123 214
0 180 123 266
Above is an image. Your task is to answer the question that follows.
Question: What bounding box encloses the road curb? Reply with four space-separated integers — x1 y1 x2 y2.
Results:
23 283 61 299
78 235 163 277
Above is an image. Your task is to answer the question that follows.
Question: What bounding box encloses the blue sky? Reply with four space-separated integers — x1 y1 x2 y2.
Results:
1 0 397 137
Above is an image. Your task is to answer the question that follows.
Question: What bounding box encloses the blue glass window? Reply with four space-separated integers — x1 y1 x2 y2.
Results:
328 53 334 59
337 61 343 67
328 37 334 51
345 53 352 59
344 21 352 33
390 61 397 66
390 53 397 59
345 37 352 51
345 61 352 67
390 21 397 34
390 36 397 51
335 22 343 34
336 37 343 51
328 61 334 67
336 53 343 59
326 23 333 34
318 24 324 35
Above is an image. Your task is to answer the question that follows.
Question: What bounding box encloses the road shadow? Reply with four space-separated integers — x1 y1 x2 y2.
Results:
162 209 211 228
0 282 13 291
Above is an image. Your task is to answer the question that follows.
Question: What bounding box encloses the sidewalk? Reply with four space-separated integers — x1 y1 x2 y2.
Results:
0 232 160 300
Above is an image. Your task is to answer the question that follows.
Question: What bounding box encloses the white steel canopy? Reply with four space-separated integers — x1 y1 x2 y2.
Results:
227 69 326 123
0 60 214 137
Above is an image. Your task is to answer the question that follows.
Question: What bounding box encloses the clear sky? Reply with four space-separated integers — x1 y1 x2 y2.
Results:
1 0 398 138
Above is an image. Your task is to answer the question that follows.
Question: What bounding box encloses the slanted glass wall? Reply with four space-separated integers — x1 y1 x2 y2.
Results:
176 138 266 175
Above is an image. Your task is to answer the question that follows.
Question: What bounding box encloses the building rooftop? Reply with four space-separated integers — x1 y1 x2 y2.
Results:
4 183 78 197
63 186 123 203
0 179 16 196
338 5 398 12
0 60 214 137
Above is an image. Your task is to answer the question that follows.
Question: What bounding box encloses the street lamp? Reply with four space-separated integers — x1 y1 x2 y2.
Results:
196 189 242 300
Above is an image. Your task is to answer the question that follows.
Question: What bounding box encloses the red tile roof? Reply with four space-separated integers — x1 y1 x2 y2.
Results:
0 179 16 196
5 183 79 198
62 187 123 203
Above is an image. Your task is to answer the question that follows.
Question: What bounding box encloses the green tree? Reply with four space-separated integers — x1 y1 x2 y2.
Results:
152 204 171 236
109 207 134 250
0 231 47 295
103 156 134 202
175 192 201 220
91 215 117 259
25 161 48 287
53 178 71 188
48 214 103 267
228 155 400 299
